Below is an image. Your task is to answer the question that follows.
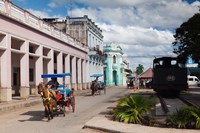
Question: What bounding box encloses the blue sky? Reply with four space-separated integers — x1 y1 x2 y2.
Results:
11 0 200 70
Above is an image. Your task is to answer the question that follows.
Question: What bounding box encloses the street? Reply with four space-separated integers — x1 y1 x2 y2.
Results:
0 86 130 133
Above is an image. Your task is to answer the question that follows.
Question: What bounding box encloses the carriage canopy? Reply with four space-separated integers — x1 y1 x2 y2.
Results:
41 72 71 78
90 74 104 78
127 75 135 79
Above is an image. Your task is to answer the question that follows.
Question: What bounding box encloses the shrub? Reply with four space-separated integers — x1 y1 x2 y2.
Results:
113 95 156 124
166 105 200 129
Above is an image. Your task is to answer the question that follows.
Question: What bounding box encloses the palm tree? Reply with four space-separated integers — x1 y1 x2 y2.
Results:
136 64 144 75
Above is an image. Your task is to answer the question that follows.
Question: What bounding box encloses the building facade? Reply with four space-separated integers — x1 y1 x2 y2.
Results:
46 15 104 82
66 15 104 82
103 43 131 86
0 0 91 102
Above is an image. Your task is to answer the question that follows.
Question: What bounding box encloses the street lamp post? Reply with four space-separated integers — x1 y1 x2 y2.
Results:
138 64 140 89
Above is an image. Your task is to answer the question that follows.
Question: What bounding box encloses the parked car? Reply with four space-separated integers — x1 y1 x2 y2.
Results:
145 80 152 89
187 75 200 86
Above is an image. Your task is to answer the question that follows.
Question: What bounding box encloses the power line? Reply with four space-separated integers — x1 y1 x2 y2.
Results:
123 55 175 58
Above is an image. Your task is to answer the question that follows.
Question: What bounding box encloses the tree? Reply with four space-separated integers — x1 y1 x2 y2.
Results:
136 64 144 75
173 13 200 65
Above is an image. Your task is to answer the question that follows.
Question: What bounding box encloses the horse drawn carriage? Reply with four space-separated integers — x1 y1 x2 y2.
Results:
37 73 75 121
127 75 135 89
90 74 106 95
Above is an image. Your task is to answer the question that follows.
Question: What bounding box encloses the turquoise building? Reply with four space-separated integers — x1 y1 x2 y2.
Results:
103 43 130 86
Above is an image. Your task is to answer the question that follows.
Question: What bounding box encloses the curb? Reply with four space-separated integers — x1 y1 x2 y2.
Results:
0 98 42 114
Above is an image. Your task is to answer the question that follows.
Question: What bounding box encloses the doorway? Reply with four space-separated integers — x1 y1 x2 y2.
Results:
113 70 117 86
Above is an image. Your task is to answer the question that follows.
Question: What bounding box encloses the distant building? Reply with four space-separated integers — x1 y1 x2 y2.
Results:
103 43 131 86
45 15 104 82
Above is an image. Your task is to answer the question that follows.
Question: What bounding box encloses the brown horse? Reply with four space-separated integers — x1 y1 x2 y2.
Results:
90 80 100 95
37 82 56 121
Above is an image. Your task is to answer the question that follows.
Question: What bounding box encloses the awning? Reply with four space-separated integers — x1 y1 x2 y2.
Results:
90 74 104 78
41 73 71 78
127 75 135 79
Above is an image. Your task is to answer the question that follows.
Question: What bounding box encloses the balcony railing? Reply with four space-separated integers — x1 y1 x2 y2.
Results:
0 0 88 52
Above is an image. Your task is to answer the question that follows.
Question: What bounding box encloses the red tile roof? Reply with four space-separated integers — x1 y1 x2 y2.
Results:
139 68 153 79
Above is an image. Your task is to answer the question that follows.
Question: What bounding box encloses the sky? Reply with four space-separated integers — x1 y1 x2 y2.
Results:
11 0 200 71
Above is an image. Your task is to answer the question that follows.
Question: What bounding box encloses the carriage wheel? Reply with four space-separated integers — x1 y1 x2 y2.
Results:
70 96 75 112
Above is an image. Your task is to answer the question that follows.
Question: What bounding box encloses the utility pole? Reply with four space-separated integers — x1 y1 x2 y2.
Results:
69 0 73 17
138 64 140 89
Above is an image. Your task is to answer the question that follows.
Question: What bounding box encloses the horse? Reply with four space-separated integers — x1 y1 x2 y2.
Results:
37 82 56 121
90 80 100 95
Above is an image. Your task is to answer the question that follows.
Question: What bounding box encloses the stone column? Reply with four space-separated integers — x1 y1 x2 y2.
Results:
35 45 43 88
71 56 77 90
107 54 113 85
47 49 54 74
77 58 82 90
57 52 63 83
82 60 86 90
0 34 12 102
86 60 90 89
89 61 92 82
20 41 29 99
64 54 71 88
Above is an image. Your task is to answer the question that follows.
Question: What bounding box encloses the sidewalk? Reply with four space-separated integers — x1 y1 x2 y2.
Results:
0 89 90 114
84 88 200 133
84 114 199 133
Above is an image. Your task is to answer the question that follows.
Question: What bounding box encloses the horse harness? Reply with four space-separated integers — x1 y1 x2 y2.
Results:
40 88 53 105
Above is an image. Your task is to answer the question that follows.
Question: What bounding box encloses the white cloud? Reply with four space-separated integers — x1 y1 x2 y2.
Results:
37 0 200 70
70 1 199 29
27 9 64 19
27 9 51 18
99 24 175 70
49 0 71 7
66 0 199 70
48 2 57 8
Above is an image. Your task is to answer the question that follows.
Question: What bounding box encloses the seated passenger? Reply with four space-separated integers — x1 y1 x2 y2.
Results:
99 81 105 88
46 77 60 100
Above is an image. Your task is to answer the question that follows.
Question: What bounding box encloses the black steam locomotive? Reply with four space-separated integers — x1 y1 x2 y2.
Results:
152 57 188 96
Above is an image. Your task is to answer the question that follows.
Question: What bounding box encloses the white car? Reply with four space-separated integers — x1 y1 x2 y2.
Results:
187 75 200 86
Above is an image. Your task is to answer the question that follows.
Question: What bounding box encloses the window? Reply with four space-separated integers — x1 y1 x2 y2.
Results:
113 56 116 63
104 54 107 58
29 46 34 53
171 60 177 65
189 78 193 81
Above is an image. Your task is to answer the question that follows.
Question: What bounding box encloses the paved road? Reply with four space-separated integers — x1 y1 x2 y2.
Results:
0 86 130 133
181 86 200 107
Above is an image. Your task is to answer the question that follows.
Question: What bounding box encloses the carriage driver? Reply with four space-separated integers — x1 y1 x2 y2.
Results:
46 77 60 100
